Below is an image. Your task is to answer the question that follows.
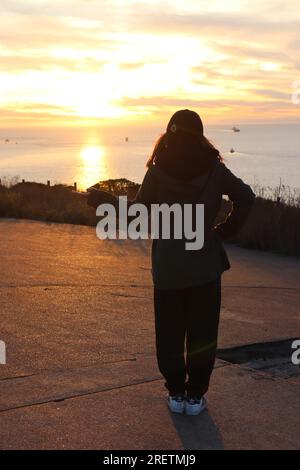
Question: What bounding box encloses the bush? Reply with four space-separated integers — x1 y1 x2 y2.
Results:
0 178 299 257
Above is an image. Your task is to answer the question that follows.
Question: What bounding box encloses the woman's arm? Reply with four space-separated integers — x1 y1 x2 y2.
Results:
214 164 255 241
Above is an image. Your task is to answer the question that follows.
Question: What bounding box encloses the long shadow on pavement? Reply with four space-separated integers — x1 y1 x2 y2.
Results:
170 410 223 450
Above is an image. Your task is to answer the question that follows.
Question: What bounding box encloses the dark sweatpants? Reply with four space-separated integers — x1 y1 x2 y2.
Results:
153 276 221 397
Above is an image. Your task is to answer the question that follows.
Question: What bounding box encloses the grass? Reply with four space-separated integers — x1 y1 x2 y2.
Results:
0 177 299 257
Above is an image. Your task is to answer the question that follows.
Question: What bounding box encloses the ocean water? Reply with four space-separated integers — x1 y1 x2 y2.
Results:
0 124 299 192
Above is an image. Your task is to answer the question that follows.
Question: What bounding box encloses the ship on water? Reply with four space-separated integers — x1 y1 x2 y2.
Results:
232 126 240 132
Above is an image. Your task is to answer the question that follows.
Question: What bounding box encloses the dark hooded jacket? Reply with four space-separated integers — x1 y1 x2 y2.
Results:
88 160 255 289
134 160 255 289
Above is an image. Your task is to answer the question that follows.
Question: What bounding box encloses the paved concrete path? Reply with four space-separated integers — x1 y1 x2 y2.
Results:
0 219 299 449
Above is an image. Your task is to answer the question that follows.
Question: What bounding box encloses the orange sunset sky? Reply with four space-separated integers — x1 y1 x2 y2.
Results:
1 0 300 128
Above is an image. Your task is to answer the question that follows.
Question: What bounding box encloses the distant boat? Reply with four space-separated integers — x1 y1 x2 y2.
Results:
5 139 9 143
230 148 235 153
125 137 128 142
232 127 240 132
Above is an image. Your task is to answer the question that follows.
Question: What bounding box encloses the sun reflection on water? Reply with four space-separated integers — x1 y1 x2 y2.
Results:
79 145 107 189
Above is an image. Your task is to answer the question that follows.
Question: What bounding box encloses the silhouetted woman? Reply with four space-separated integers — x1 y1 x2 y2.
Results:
87 110 255 415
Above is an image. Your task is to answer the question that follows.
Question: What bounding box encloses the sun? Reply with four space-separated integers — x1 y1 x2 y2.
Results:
66 69 126 119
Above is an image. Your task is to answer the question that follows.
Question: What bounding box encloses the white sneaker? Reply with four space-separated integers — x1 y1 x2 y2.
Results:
185 396 207 415
167 394 185 414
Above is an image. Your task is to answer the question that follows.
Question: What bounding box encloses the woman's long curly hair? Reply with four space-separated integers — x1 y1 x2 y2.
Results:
147 128 222 181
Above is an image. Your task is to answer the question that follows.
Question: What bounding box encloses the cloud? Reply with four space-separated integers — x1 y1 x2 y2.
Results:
113 94 300 126
0 0 116 18
2 102 76 115
252 89 291 100
0 102 78 123
190 49 296 103
118 62 145 70
128 11 300 37
210 43 290 63
0 55 106 72
115 95 284 109
0 13 119 51
1 1 299 124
